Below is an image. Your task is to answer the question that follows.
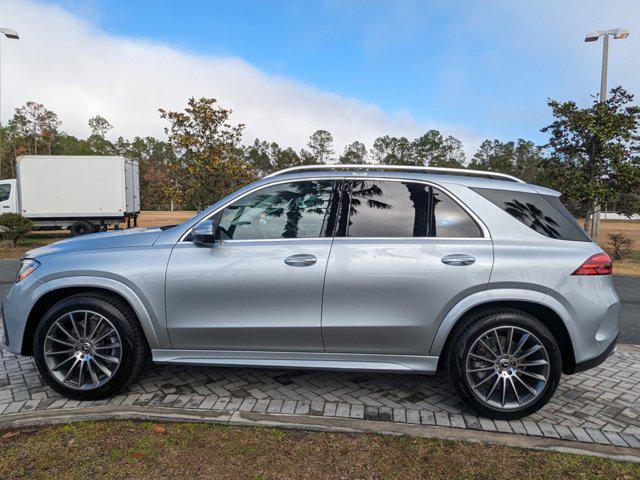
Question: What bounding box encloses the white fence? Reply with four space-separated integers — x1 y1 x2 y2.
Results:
601 212 640 221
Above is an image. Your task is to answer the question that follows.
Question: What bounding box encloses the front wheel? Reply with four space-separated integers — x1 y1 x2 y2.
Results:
447 309 562 419
33 294 147 400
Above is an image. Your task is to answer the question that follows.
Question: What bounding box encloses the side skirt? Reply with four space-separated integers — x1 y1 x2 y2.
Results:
151 349 439 374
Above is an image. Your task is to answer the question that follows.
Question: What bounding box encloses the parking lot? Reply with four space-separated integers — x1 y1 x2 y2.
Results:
0 259 638 449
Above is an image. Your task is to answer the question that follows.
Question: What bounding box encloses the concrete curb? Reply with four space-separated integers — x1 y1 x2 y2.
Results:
0 405 638 465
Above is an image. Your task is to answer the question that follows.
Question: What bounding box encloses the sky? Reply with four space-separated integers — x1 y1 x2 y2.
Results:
0 0 638 159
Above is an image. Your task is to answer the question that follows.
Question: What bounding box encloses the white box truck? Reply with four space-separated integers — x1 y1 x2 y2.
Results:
0 155 140 235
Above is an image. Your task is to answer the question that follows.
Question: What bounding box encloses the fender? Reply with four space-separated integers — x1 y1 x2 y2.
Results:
40 276 166 349
429 288 575 356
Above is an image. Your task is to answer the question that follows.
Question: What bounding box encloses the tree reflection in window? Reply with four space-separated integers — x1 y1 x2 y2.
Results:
504 199 561 239
219 181 334 240
404 182 440 236
347 181 392 234
344 180 480 238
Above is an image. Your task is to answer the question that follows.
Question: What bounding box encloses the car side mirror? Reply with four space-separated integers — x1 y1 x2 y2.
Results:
191 218 218 246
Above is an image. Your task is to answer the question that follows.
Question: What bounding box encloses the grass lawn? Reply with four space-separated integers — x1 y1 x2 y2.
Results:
0 420 637 479
592 219 640 276
0 213 638 276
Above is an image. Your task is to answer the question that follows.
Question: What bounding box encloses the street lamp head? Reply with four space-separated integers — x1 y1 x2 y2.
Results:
0 28 19 40
585 31 600 42
613 28 630 39
585 28 630 42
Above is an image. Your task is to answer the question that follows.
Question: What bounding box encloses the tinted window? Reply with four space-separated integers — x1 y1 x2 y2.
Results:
472 187 590 241
432 189 484 237
345 180 482 238
0 184 10 202
218 180 335 240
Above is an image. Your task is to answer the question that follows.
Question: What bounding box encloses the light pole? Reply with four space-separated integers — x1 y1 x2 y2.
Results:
0 28 19 181
584 27 629 242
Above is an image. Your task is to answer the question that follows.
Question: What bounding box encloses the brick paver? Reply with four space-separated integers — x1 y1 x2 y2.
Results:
1 335 639 449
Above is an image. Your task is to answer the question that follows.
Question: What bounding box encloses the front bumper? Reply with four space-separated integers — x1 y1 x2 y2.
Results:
2 276 49 355
573 334 618 374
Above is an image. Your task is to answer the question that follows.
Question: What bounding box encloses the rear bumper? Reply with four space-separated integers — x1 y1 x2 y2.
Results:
572 334 618 374
547 273 620 371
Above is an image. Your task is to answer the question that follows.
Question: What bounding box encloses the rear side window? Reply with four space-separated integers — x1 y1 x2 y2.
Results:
472 187 590 242
344 180 482 238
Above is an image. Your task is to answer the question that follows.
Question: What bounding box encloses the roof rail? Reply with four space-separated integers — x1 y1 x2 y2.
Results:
263 164 526 183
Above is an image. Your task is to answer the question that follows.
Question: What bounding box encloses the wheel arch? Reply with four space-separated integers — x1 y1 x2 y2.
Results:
432 295 576 375
21 279 163 355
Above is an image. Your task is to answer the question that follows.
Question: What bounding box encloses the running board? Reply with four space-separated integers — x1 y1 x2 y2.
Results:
152 349 439 374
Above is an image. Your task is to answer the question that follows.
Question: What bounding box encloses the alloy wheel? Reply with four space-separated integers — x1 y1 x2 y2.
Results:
43 310 122 390
464 326 550 411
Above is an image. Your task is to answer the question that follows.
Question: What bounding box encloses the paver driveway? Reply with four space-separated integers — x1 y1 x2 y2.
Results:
1 325 639 449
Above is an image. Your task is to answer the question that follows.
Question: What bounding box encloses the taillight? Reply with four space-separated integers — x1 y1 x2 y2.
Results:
572 253 612 275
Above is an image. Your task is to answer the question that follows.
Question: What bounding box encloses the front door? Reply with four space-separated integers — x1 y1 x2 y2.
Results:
321 179 493 355
166 179 339 352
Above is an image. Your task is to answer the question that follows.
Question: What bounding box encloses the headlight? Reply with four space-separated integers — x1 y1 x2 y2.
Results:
16 259 40 283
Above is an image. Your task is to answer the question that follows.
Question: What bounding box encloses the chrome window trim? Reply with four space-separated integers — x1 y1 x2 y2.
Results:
331 237 491 242
179 176 490 242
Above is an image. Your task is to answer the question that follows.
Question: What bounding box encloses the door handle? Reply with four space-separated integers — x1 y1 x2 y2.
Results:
441 254 476 266
284 254 317 267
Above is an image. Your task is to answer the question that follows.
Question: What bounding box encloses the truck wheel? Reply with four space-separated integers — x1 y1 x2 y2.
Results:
70 220 95 236
33 293 148 400
446 309 562 420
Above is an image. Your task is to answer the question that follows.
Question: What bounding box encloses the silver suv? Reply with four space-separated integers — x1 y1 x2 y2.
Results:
2 165 619 419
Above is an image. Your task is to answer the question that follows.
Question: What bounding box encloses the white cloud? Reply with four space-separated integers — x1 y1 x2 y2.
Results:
0 0 482 158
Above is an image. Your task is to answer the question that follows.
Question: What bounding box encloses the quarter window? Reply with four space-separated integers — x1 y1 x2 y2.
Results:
217 180 336 240
471 187 590 241
345 180 482 238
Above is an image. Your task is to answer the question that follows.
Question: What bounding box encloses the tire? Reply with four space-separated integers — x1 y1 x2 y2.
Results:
70 220 95 236
446 308 562 420
33 293 148 400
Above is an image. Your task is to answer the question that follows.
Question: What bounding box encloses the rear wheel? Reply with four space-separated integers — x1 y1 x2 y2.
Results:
447 309 562 419
70 220 95 236
33 294 147 400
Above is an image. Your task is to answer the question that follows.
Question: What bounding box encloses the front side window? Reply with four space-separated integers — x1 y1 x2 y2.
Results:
344 180 482 238
217 180 336 240
0 184 11 202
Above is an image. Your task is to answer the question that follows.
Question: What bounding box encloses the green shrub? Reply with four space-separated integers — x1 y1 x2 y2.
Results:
0 213 33 247
608 232 635 260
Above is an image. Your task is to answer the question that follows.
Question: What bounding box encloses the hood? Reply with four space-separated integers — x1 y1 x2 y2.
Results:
26 227 165 258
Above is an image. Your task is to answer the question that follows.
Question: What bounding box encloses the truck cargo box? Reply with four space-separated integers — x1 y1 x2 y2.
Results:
16 155 140 219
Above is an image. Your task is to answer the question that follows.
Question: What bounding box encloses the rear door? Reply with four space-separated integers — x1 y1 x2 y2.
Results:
124 159 134 214
321 178 493 355
132 161 141 212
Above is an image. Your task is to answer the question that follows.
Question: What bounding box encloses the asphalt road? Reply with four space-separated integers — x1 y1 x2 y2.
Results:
0 259 638 344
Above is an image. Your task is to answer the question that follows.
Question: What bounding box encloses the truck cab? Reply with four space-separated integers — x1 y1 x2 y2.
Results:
0 179 18 214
